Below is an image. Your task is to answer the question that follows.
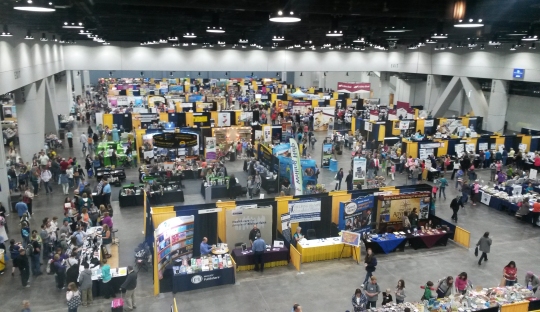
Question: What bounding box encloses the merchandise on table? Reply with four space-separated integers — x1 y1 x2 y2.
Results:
172 254 233 274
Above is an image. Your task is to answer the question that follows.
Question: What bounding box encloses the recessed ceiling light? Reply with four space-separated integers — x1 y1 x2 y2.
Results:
431 33 448 39
183 32 196 38
326 30 343 37
269 10 301 23
63 21 84 29
383 26 411 33
24 30 34 40
454 19 484 28
1 25 12 36
272 35 285 41
206 26 225 33
14 0 55 12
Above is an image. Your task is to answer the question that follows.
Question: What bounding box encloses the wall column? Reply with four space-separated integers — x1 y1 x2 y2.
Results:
393 78 412 106
72 70 83 98
425 75 441 113
82 70 91 95
44 76 59 134
0 128 10 211
487 80 509 133
15 81 46 163
55 71 72 115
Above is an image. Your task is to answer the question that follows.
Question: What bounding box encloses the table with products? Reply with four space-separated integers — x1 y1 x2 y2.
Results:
91 267 128 298
95 167 126 184
148 187 185 204
406 229 453 249
427 168 441 182
363 233 407 254
230 247 289 271
296 237 359 263
201 182 241 200
118 185 144 208
161 256 236 293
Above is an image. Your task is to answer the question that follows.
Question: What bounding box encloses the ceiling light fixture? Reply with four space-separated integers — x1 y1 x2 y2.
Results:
168 30 178 41
239 34 248 43
24 30 34 40
522 26 538 41
425 38 437 44
207 13 226 33
272 35 285 41
507 31 527 36
530 42 536 50
63 21 84 29
1 25 12 36
159 35 167 43
183 29 196 38
14 0 55 12
40 32 48 41
78 29 91 35
269 10 301 23
383 26 411 33
431 23 448 39
454 18 484 28
102 42 110 45
510 44 516 51
327 18 343 37
52 35 57 42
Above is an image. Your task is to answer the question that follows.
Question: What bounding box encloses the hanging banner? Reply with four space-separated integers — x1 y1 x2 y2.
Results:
398 121 410 130
263 125 272 143
337 82 371 93
301 159 317 188
353 157 367 185
254 130 262 141
288 199 321 223
377 192 431 225
424 119 434 127
225 206 273 247
155 216 195 278
313 107 336 131
322 143 333 168
338 196 375 235
369 110 379 122
218 112 231 127
455 144 465 157
363 98 380 106
364 121 372 132
289 138 304 196
205 137 217 161
153 133 198 148
273 143 291 157
480 192 491 205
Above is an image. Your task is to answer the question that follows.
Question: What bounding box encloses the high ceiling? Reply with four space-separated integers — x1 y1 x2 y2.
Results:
1 0 540 48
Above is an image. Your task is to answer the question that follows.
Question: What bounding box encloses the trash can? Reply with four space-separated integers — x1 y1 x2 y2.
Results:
329 159 338 172
58 129 65 140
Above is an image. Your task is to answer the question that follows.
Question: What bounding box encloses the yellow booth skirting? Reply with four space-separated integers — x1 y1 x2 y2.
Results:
236 260 288 272
501 301 530 312
454 226 471 248
297 241 359 263
290 245 302 271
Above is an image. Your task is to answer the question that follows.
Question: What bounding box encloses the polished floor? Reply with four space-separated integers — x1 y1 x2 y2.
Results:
1 123 536 312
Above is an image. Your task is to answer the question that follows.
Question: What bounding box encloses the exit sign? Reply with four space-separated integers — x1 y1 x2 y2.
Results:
513 68 525 79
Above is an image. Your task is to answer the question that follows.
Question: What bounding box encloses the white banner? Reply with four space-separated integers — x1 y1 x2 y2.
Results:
263 126 272 143
289 138 304 195
205 137 217 161
530 169 537 180
313 107 335 131
466 144 476 153
288 199 321 223
455 144 465 157
519 143 527 152
398 121 410 130
225 206 273 247
424 119 434 127
478 143 488 151
218 112 231 127
480 192 491 205
353 157 367 185
364 122 372 132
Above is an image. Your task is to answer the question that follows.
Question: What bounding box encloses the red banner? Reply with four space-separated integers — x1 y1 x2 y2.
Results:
337 82 371 92
396 101 410 109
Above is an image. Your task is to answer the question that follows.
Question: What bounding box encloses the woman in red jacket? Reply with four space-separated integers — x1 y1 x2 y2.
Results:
503 261 518 286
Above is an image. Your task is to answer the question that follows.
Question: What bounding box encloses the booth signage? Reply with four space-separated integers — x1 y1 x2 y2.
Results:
363 98 380 105
288 199 321 223
338 196 375 235
153 133 198 148
289 139 304 195
337 82 371 92
193 115 208 123
419 143 441 149
513 68 525 79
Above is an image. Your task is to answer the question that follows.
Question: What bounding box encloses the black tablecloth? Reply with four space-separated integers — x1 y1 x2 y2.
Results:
92 275 127 298
170 268 235 293
427 170 440 182
92 194 105 207
231 247 289 266
260 173 279 194
119 192 144 207
148 190 185 204
96 168 126 181
201 183 235 200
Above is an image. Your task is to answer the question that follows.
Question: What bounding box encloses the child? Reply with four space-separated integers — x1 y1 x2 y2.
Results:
390 164 396 181
382 288 393 305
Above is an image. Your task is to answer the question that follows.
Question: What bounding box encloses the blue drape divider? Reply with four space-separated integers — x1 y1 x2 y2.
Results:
371 124 379 142
112 114 124 128
447 139 458 156
531 138 540 152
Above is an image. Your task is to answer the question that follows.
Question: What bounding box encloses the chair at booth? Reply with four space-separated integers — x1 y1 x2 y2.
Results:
307 229 316 240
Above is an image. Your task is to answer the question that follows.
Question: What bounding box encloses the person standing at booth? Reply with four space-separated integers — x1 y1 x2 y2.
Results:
249 224 261 246
252 233 266 272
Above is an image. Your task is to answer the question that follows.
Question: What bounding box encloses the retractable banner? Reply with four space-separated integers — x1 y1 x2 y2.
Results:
289 138 304 195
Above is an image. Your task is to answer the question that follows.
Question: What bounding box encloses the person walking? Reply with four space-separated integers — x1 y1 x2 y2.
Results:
450 196 464 222
335 168 344 190
476 232 492 265
78 262 93 307
121 266 138 311
252 233 266 272
247 176 254 199
438 177 448 200
363 248 377 284
352 288 368 312
66 130 74 148
60 171 70 195
29 232 42 276
40 168 53 194
66 282 82 312
14 248 30 287
346 169 353 191
79 132 87 154
365 275 381 309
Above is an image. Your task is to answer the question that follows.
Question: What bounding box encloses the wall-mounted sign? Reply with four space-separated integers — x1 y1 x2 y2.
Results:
153 133 198 148
513 68 525 79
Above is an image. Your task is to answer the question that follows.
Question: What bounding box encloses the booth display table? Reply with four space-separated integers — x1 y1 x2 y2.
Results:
231 247 289 271
91 267 128 298
260 172 279 194
95 167 126 183
296 237 356 263
364 234 407 254
201 183 242 200
427 168 440 182
172 267 235 293
118 186 144 208
407 230 452 249
148 189 185 204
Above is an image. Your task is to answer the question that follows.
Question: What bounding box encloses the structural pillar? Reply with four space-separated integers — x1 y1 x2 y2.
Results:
393 78 412 106
487 80 509 133
83 70 91 95
72 70 83 98
16 80 46 163
44 76 59 134
55 71 72 115
0 128 10 211
425 75 441 113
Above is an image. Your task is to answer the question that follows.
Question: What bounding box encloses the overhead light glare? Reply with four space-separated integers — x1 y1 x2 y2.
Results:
454 19 484 28
272 35 285 41
183 32 196 38
63 21 84 29
269 10 301 23
383 26 411 33
14 0 55 12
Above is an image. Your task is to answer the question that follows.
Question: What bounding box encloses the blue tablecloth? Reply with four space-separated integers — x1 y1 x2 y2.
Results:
480 191 520 213
370 234 407 254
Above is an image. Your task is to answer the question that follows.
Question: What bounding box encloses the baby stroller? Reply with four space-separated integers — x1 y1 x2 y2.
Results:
134 242 151 272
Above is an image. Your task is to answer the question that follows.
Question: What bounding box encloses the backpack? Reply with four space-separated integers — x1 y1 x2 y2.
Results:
47 259 56 275
26 242 34 255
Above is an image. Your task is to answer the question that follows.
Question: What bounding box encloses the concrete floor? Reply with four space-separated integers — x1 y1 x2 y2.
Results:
1 123 536 312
